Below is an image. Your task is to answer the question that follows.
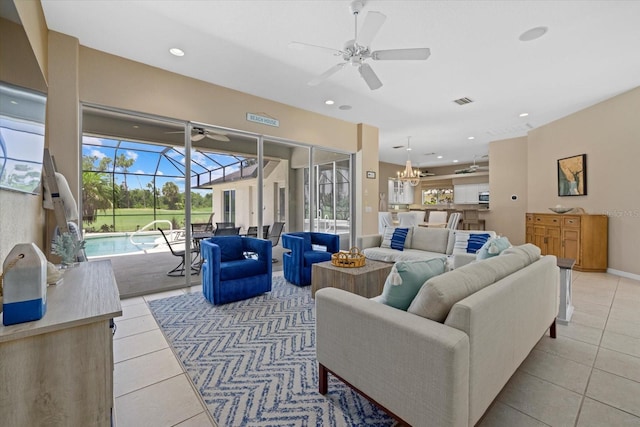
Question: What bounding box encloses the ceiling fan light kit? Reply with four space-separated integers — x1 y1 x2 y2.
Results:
293 0 431 90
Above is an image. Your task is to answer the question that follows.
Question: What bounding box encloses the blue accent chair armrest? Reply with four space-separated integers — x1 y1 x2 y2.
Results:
282 232 340 286
201 236 272 305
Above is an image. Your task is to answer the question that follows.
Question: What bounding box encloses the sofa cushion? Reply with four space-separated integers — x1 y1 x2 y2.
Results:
407 252 531 322
410 226 450 254
377 258 446 310
390 228 410 251
381 226 412 249
304 250 332 267
215 236 245 262
477 236 512 260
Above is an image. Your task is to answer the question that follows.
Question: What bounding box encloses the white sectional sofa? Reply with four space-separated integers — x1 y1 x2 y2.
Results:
358 226 497 268
315 244 559 427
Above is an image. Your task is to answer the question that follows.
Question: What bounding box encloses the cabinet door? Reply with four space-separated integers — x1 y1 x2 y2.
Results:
562 228 581 264
454 184 478 204
533 225 548 253
547 226 561 257
402 181 414 204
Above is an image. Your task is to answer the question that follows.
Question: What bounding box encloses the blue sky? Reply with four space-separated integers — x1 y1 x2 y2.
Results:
82 136 243 193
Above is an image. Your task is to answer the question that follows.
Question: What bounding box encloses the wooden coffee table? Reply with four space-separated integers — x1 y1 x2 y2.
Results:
311 259 393 298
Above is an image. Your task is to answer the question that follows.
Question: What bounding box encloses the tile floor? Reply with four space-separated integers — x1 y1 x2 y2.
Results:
113 271 640 427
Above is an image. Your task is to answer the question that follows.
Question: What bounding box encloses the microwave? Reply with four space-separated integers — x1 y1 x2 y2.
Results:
478 191 490 204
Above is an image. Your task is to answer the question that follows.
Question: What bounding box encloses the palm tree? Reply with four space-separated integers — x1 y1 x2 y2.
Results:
82 171 116 224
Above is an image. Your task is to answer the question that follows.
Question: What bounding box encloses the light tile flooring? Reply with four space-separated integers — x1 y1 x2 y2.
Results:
113 271 640 427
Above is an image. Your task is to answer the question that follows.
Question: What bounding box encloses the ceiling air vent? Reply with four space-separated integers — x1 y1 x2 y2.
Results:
453 97 474 105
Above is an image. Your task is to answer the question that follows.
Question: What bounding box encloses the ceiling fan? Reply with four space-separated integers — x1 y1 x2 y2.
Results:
455 155 490 174
289 0 430 90
166 127 230 142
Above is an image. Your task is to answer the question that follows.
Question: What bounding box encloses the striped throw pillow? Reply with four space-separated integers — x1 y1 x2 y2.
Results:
390 228 409 251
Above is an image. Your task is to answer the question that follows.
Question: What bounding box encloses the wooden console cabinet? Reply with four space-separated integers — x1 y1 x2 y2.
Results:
0 260 122 426
525 213 608 272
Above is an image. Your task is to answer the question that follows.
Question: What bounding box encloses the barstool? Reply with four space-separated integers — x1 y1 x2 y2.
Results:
462 210 485 230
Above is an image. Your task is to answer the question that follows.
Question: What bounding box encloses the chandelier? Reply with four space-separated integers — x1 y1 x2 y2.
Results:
396 136 420 186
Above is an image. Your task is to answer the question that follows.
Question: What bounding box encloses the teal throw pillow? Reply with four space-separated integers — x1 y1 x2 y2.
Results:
378 258 447 310
477 236 511 260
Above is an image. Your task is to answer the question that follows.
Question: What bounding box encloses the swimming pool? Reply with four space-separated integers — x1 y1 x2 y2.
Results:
84 233 160 257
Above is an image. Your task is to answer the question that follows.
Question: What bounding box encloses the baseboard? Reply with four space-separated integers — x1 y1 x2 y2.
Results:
607 268 640 282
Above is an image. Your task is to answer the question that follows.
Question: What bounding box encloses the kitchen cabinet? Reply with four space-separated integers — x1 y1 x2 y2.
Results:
0 260 122 426
525 213 608 272
388 179 414 204
453 183 488 204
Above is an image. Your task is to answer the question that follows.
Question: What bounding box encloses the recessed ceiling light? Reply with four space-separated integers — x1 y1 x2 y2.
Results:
338 105 352 110
437 155 443 159
10 100 18 105
519 112 529 117
169 47 185 57
468 136 475 140
519 26 548 42
132 125 139 129
325 99 335 105
453 160 459 163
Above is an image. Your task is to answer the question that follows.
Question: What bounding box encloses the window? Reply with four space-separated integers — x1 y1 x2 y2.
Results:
223 189 236 223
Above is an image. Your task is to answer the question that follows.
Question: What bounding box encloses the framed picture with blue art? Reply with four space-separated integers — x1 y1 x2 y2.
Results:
557 154 587 196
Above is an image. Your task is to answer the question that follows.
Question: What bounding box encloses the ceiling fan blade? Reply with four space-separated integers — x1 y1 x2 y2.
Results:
372 48 431 60
288 41 344 56
357 11 386 47
358 63 383 90
308 63 346 86
191 134 206 142
207 134 230 142
165 130 185 134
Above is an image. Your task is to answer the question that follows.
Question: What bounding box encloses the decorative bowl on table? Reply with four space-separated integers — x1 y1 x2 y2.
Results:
549 207 573 214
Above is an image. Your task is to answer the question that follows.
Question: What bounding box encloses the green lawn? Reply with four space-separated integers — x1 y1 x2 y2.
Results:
83 208 212 232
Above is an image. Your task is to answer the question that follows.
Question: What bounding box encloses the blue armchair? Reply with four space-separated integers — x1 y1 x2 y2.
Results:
282 232 340 286
201 236 272 305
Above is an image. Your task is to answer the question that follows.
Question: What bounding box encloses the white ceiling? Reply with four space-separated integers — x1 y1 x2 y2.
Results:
39 0 640 168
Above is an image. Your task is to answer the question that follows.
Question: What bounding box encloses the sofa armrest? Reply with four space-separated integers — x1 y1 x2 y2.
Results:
316 288 470 427
357 234 382 249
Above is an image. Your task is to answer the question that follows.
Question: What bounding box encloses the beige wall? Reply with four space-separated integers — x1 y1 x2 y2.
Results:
526 87 640 276
357 124 380 236
12 0 48 84
487 137 528 243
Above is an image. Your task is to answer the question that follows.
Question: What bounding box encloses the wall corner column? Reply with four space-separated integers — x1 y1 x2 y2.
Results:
355 123 379 237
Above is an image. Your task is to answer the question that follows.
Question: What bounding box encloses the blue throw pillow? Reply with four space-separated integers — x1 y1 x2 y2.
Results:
215 236 245 262
467 233 491 254
377 258 447 310
390 228 409 251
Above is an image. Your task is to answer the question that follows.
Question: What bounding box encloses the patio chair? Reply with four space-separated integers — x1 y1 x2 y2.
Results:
200 236 272 305
216 222 235 230
245 225 270 238
191 213 215 233
214 226 241 236
267 222 285 263
282 232 339 286
158 228 199 276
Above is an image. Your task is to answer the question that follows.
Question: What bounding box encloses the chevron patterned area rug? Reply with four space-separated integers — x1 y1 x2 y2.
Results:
148 274 394 426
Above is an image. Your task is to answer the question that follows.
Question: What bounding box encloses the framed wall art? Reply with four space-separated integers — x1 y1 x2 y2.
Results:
557 154 587 196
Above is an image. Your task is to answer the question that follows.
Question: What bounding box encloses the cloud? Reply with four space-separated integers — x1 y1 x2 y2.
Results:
134 170 146 174
156 171 164 175
125 150 138 160
90 149 107 159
